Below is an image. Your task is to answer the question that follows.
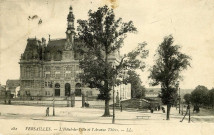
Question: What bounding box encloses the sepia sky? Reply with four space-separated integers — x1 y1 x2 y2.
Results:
0 0 214 90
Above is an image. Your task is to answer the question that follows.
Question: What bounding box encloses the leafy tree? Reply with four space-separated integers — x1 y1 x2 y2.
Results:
183 93 191 104
136 86 146 98
77 5 148 116
207 88 214 108
149 35 191 120
191 85 208 106
125 70 145 98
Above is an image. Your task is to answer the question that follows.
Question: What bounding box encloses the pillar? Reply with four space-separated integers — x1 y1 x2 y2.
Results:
82 93 85 107
71 93 75 107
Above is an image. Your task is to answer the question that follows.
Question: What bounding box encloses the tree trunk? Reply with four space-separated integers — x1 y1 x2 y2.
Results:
103 99 110 117
102 45 110 117
166 104 171 120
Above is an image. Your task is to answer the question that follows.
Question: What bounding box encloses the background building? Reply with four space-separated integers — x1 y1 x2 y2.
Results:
145 88 162 107
0 84 6 99
6 80 20 98
145 88 161 99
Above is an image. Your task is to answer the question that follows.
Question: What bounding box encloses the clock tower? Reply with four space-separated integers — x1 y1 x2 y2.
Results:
65 6 75 50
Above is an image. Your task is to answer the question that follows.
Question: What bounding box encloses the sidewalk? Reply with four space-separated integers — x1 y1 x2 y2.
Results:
1 104 214 124
0 104 191 124
1 105 214 135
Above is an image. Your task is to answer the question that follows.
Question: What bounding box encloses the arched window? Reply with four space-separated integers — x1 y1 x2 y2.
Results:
55 83 60 96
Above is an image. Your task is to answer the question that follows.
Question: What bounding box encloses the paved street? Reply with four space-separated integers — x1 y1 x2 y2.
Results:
0 104 214 135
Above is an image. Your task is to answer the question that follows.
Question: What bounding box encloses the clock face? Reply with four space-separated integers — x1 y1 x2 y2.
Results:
67 30 71 34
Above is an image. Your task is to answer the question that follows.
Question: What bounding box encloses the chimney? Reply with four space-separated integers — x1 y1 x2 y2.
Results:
49 34 51 42
42 37 46 46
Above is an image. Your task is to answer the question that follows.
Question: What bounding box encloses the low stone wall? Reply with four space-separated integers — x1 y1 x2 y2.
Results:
1 100 68 107
0 99 109 108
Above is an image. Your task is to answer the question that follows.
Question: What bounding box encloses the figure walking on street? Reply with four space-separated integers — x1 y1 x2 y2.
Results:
180 104 191 123
46 107 49 116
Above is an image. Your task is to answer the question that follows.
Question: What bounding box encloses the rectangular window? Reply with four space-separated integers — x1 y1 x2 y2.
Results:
26 67 30 77
65 66 72 71
55 66 61 70
65 70 71 78
45 66 51 71
31 68 35 78
37 81 40 87
51 71 55 77
26 81 30 88
71 70 74 77
45 82 47 87
41 81 44 88
65 73 71 78
55 74 61 79
55 71 61 79
35 67 39 77
31 81 34 88
46 74 50 78
48 82 52 88
45 72 51 78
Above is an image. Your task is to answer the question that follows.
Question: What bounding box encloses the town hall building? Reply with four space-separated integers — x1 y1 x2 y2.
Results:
19 6 131 104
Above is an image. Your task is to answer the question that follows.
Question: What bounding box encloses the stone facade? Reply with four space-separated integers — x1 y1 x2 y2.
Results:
19 6 131 102
115 83 131 101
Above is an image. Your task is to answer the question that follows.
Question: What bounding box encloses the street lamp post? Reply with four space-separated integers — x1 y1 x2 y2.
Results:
176 81 181 114
182 98 184 115
188 103 191 123
179 87 181 114
112 65 116 124
53 93 55 116
112 80 115 124
123 71 125 100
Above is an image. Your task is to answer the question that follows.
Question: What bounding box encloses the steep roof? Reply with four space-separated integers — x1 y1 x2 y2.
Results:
22 38 42 60
21 36 94 62
46 39 66 53
24 38 40 52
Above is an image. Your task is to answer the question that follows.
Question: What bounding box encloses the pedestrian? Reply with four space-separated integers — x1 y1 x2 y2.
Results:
8 99 11 104
196 105 200 113
46 107 49 116
151 108 154 113
180 103 191 122
120 104 123 112
162 107 165 113
161 106 164 110
193 105 196 113
158 105 160 111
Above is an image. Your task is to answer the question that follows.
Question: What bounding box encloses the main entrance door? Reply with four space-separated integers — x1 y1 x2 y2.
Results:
75 83 81 96
65 83 71 96
55 83 60 96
